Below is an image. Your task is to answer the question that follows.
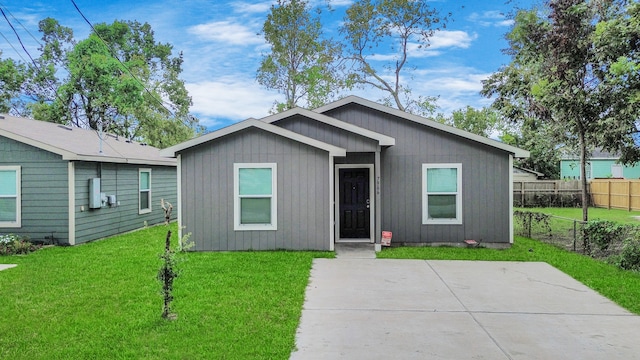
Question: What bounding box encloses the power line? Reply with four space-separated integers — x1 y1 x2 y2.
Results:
70 0 178 119
0 7 39 68
0 6 90 128
0 2 41 47
0 29 29 63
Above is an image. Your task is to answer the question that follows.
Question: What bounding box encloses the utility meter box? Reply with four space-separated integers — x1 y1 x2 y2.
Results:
89 178 101 209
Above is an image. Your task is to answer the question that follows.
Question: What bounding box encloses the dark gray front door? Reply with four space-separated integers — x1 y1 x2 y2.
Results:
339 168 370 238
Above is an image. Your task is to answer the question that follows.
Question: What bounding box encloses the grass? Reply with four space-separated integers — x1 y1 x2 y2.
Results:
518 206 640 224
378 235 640 315
0 224 333 360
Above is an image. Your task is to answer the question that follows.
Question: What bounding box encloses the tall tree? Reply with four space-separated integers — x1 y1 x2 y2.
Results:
257 0 341 112
482 0 640 221
436 106 503 138
340 0 449 115
27 18 200 148
0 53 26 114
500 121 561 179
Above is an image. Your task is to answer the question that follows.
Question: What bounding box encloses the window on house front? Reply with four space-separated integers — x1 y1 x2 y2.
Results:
0 166 20 227
234 163 277 231
139 169 152 214
422 164 462 225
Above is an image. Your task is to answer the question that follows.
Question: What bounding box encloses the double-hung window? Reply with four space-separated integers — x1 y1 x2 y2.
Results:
0 166 20 227
139 168 152 214
422 164 462 224
234 163 277 230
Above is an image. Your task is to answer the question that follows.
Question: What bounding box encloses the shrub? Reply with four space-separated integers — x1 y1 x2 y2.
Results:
0 234 40 255
582 220 623 254
619 238 640 271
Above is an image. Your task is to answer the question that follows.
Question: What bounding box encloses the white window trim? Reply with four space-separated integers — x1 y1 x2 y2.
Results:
234 163 277 231
0 165 21 228
422 163 462 225
139 168 152 214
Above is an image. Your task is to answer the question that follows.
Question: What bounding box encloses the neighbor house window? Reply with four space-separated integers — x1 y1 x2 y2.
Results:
139 168 152 214
422 164 462 225
0 166 20 227
234 163 277 231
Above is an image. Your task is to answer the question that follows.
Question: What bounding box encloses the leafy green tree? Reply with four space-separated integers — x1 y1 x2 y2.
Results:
482 0 640 221
257 0 341 112
26 18 200 148
500 121 560 179
437 106 502 138
0 53 26 114
340 0 449 115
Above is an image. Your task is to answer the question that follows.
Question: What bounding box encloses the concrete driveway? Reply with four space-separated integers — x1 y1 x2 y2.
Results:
290 258 640 359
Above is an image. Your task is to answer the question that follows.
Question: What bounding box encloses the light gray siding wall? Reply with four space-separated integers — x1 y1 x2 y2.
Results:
74 162 177 244
0 136 69 243
274 115 378 152
324 104 511 244
179 127 331 251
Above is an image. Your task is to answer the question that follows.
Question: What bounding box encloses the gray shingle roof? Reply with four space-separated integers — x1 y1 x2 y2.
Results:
0 114 176 166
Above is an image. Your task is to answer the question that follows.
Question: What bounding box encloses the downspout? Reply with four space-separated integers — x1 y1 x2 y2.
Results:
374 146 382 252
68 161 76 245
509 154 514 244
329 155 335 251
177 154 183 248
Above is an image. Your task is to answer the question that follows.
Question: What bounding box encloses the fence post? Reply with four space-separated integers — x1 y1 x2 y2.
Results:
629 181 632 211
573 220 577 252
527 212 532 239
608 180 612 209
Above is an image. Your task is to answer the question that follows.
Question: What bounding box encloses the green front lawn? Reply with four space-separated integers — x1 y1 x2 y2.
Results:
378 236 640 315
0 224 332 360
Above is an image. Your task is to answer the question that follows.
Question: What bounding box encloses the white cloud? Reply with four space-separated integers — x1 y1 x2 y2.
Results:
188 21 263 45
428 30 477 50
468 11 514 27
186 77 279 129
230 1 273 14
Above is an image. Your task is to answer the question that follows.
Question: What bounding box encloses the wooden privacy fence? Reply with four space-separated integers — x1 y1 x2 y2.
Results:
590 179 640 211
513 180 583 207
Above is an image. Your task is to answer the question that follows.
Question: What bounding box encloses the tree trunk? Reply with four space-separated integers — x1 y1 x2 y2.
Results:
579 132 589 222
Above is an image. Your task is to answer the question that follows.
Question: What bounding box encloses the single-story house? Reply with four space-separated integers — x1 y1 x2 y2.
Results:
560 148 640 180
161 96 529 251
513 167 545 181
0 114 177 245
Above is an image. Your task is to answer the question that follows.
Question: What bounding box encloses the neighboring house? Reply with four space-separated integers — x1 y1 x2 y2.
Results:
162 96 529 251
560 148 640 180
513 167 545 181
0 115 177 245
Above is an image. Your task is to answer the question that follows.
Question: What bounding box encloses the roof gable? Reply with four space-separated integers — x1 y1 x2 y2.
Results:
0 115 175 166
314 96 529 158
161 118 346 157
261 107 395 146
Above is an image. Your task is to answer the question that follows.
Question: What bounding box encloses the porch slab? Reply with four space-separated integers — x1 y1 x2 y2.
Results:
291 259 640 359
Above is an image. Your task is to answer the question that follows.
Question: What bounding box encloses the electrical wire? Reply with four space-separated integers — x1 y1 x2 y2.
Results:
0 29 29 63
0 7 39 68
0 2 41 47
70 0 177 119
0 5 91 128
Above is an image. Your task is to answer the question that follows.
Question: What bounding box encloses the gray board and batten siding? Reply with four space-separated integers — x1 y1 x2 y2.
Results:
179 127 333 251
318 101 513 245
0 135 70 243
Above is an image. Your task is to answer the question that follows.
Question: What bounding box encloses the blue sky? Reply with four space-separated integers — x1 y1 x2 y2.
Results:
0 0 534 131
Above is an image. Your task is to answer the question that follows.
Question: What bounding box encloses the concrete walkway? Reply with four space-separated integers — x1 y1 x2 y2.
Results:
291 259 640 359
0 264 16 271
